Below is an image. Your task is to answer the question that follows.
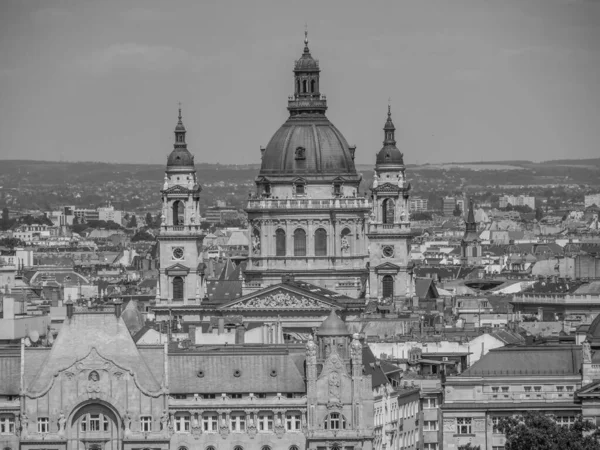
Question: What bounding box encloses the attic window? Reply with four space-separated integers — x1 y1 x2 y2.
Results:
270 369 278 377
233 369 242 377
295 147 306 160
197 370 204 378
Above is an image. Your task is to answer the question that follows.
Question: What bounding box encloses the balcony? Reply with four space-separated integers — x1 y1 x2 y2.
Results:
368 223 412 235
160 225 205 236
511 293 600 304
246 197 371 212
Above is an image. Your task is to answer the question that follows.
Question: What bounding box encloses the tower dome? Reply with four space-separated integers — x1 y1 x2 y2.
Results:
258 33 359 180
376 105 404 167
317 310 351 336
167 107 195 169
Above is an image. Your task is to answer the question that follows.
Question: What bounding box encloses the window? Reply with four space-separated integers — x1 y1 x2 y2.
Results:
492 446 505 450
230 413 246 432
424 444 438 450
566 386 574 392
423 397 437 409
262 447 272 450
286 413 301 431
202 414 218 432
89 414 101 431
296 183 305 195
276 229 286 256
0 415 15 433
492 417 502 434
492 387 499 393
203 394 216 399
333 183 342 196
174 414 190 432
555 416 575 426
206 447 216 450
140 416 152 432
524 386 532 392
310 79 316 93
258 413 273 431
534 386 542 392
103 416 109 431
382 198 395 224
293 228 306 256
556 386 564 391
172 276 184 301
302 80 307 93
501 387 509 392
423 420 438 431
324 413 346 430
234 447 243 450
456 417 472 434
231 393 242 399
314 228 327 256
382 275 394 299
172 200 184 226
295 147 306 160
37 417 49 433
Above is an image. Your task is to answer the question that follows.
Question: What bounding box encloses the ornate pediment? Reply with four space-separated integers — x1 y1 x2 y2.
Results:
374 182 401 193
576 380 600 398
224 287 337 310
162 184 200 195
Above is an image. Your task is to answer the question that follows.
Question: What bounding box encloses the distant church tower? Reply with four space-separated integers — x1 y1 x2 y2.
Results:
461 199 481 266
367 105 414 303
157 107 205 304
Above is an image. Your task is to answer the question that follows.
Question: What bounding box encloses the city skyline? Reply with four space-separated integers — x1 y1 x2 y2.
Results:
1 0 599 166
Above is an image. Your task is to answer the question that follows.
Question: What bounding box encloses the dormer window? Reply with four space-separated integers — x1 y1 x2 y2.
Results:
295 147 306 160
263 184 271 197
333 183 342 197
296 183 305 196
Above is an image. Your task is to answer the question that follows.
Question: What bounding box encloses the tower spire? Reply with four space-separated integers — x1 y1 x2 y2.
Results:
174 103 186 148
383 102 396 146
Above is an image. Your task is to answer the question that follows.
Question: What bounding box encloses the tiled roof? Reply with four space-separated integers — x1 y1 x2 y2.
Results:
0 351 20 395
362 345 389 388
168 347 306 393
460 345 582 376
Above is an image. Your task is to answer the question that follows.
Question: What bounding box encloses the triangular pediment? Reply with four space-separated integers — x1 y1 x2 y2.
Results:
374 182 400 193
375 262 401 271
332 176 346 183
221 285 340 310
165 263 190 273
163 184 192 194
576 380 600 397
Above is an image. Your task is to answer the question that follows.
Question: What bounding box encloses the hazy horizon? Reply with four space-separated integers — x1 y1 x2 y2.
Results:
1 0 599 166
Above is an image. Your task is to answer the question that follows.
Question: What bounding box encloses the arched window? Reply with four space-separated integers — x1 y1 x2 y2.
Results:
382 198 395 224
233 447 244 450
294 229 306 256
302 80 307 93
296 79 300 94
324 413 347 430
261 446 272 450
472 246 478 257
205 447 215 450
340 228 351 254
179 447 189 450
289 447 300 450
172 200 184 226
310 79 316 93
173 276 184 301
295 147 306 160
382 275 394 299
276 229 286 256
314 228 327 256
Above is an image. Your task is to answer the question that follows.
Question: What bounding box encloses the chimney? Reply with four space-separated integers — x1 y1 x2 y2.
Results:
66 301 74 319
114 299 123 318
235 324 245 344
218 317 225 335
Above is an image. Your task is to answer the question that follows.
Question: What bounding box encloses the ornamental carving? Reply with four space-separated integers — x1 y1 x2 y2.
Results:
473 418 486 432
443 418 455 432
306 335 317 358
229 291 327 309
328 371 341 402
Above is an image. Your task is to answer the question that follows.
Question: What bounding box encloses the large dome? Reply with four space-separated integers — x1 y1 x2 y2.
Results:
259 116 357 176
167 148 194 167
376 146 404 166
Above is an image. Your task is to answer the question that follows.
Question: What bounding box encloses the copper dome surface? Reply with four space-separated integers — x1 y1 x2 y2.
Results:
167 148 194 167
316 310 351 336
376 146 404 166
259 117 357 176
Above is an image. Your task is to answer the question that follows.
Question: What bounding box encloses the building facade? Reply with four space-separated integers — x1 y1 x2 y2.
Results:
157 108 205 305
0 306 374 450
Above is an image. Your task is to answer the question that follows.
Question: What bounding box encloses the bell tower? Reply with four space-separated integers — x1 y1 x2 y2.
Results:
367 105 414 305
157 107 205 304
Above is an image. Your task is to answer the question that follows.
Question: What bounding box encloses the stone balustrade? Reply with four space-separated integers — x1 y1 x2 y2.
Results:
246 197 371 211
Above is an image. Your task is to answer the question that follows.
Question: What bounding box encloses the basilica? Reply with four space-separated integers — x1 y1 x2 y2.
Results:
156 32 414 312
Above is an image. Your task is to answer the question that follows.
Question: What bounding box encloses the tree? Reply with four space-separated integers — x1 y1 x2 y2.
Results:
127 215 137 228
535 207 544 221
131 229 155 242
411 211 433 221
145 212 154 228
499 412 600 450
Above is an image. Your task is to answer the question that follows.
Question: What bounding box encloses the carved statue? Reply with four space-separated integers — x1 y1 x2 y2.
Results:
341 236 350 253
160 410 169 431
252 234 261 254
20 411 28 437
87 370 101 393
583 340 592 363
373 171 379 188
306 335 317 358
350 334 362 360
124 411 132 435
58 410 66 435
187 175 193 189
328 371 341 401
163 174 168 190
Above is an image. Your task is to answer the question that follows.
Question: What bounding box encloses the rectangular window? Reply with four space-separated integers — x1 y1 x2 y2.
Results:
524 386 532 392
566 386 574 392
423 420 438 431
89 414 101 431
258 413 273 431
534 386 542 392
456 417 472 435
423 398 437 409
103 416 109 432
286 413 302 431
230 393 242 399
424 444 438 450
175 414 190 432
203 414 218 432
491 387 499 393
203 394 216 399
555 416 575 426
0 415 15 433
230 413 246 432
140 416 152 432
556 386 564 391
501 387 509 392
38 417 49 433
492 447 505 450
492 417 502 434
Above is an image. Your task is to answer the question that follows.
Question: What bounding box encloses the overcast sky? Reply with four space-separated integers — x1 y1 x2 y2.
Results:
0 0 599 166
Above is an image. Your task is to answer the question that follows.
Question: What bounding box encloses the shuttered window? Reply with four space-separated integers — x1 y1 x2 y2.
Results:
173 276 184 300
314 228 327 256
382 275 394 299
294 229 307 256
275 229 286 256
